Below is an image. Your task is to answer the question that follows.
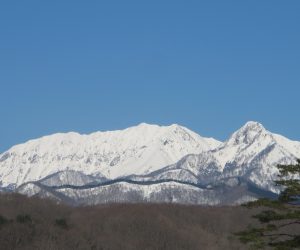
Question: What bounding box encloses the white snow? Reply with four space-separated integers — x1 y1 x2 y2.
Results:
167 121 300 191
0 123 220 186
1 121 299 195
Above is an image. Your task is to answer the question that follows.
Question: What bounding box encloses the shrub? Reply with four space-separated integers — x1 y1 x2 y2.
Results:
0 215 8 226
55 218 68 229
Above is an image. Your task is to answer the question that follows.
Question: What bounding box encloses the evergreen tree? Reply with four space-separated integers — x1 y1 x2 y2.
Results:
236 159 300 249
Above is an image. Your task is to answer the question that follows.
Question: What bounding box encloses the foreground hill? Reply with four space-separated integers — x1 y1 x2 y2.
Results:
0 193 257 250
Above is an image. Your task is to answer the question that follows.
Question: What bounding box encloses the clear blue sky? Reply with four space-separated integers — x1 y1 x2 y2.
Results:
1 1 299 152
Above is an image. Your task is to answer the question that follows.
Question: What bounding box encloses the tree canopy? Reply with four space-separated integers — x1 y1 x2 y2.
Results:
236 159 300 249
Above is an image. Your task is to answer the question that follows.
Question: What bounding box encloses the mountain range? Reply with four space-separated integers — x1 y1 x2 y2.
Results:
0 121 299 205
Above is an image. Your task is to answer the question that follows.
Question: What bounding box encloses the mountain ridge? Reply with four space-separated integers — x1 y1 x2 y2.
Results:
0 123 220 187
1 121 299 205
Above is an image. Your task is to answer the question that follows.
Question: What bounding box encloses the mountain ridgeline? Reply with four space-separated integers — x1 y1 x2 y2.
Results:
0 122 299 205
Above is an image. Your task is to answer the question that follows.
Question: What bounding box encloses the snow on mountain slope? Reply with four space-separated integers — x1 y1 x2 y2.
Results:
0 123 220 187
18 179 258 206
128 152 222 186
215 122 300 190
39 170 106 187
214 121 300 169
7 121 300 206
152 121 300 192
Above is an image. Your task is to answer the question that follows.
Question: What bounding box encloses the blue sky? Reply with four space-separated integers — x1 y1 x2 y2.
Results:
0 1 299 152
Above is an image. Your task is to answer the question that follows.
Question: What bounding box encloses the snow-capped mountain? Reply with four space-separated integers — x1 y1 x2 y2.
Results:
214 121 300 191
0 123 220 187
1 121 300 206
145 121 300 192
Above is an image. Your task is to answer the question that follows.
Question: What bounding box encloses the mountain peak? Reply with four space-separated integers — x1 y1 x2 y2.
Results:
136 122 181 129
137 122 154 126
135 122 159 128
227 121 268 145
236 121 266 135
133 123 188 134
242 121 265 131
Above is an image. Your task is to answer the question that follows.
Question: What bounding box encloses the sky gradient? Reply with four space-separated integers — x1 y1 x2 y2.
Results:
1 1 300 152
